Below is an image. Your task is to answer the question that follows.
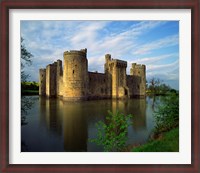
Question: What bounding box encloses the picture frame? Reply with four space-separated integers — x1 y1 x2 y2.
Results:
0 0 199 172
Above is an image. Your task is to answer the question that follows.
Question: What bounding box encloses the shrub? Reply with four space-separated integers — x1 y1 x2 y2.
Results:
90 110 132 152
154 92 179 133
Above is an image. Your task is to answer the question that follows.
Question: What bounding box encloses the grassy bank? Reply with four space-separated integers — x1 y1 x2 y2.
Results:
132 127 179 152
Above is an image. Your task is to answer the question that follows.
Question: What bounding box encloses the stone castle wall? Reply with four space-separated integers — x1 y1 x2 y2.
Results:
39 69 46 96
39 49 146 100
88 72 111 99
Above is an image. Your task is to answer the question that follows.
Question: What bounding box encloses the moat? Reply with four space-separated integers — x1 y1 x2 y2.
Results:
21 96 159 152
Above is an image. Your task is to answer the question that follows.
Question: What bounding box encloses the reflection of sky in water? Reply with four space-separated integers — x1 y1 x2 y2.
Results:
21 96 159 152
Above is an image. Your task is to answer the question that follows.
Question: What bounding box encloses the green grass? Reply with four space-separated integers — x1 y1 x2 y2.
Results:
132 127 179 152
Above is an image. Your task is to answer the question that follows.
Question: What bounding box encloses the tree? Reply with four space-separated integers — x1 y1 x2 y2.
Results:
21 37 34 125
147 78 172 95
159 83 171 94
21 37 33 82
148 77 162 94
90 110 132 152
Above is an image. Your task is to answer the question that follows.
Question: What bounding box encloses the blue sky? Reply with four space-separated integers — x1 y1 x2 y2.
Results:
21 20 179 89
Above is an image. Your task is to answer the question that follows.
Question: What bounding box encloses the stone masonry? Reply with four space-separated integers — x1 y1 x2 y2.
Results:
39 49 146 101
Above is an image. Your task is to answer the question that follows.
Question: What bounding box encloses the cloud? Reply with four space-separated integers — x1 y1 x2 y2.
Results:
131 53 178 65
146 61 179 89
67 21 166 59
88 55 105 73
133 34 179 55
147 59 179 71
93 21 166 56
70 21 110 49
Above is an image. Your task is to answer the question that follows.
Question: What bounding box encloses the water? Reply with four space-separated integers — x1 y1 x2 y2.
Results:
21 96 159 152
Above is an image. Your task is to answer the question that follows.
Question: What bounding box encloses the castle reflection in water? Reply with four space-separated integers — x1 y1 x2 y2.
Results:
21 96 157 152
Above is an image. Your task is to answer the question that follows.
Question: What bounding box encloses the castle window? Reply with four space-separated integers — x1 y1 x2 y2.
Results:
73 70 74 74
101 88 104 94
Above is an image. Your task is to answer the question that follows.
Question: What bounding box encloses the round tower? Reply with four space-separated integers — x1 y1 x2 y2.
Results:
63 49 88 101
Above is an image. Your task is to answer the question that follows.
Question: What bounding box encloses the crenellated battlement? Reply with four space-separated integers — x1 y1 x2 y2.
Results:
112 59 127 67
132 63 145 69
105 54 127 67
63 48 87 57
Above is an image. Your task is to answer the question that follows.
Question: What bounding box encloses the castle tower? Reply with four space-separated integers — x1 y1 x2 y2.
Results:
63 49 88 101
56 59 63 96
104 54 111 74
105 56 129 99
104 54 112 97
111 60 128 98
130 63 146 97
39 69 46 96
46 62 57 97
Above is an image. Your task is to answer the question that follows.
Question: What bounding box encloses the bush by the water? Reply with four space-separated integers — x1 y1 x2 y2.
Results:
90 110 132 152
154 91 179 133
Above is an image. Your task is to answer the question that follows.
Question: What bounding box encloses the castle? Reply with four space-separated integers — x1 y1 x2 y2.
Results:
39 49 146 101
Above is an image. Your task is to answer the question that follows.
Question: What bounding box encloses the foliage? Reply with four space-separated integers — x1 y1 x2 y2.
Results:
21 37 33 82
132 127 179 152
147 77 161 94
21 81 39 91
90 110 133 152
147 78 171 95
154 91 179 133
21 37 34 125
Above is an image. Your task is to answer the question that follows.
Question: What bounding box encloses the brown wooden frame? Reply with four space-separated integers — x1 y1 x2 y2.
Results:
0 0 199 172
